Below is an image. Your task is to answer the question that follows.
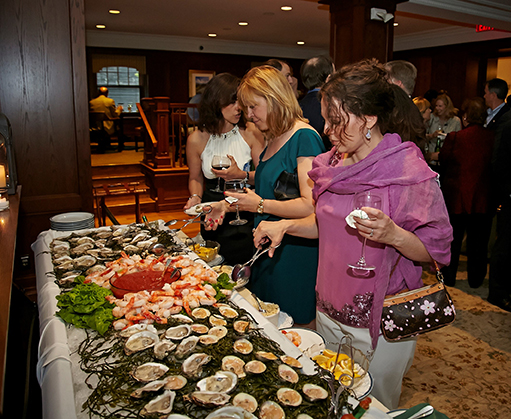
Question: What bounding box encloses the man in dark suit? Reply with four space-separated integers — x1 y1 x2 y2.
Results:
485 78 511 165
299 55 334 150
488 118 511 312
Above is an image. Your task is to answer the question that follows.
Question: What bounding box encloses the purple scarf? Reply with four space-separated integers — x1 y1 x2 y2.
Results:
310 134 452 348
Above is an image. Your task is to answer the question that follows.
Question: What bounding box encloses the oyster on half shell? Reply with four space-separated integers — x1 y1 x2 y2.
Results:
277 387 302 406
205 406 257 419
259 401 285 419
175 336 199 358
196 371 237 393
154 339 177 360
130 379 166 398
302 383 329 401
244 360 266 374
164 375 188 390
188 391 230 407
278 364 299 383
280 355 302 369
221 356 246 379
165 324 192 340
232 393 258 413
182 353 212 378
233 338 253 355
124 331 159 355
141 390 175 416
131 362 169 383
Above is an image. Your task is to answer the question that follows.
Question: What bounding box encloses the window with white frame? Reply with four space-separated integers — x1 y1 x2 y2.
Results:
96 66 141 113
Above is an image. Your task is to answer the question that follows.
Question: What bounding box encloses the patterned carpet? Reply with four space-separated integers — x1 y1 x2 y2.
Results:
399 256 511 418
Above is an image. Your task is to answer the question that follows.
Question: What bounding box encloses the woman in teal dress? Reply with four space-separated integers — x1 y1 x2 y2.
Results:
207 66 325 326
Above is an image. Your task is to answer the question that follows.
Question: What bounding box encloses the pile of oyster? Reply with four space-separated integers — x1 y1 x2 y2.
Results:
113 303 329 418
49 223 183 285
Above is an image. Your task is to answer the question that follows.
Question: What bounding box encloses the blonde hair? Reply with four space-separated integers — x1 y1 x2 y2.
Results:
238 66 306 139
413 97 431 114
434 93 458 118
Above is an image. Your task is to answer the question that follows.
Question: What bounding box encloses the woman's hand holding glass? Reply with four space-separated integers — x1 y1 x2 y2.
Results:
352 206 399 246
211 155 245 183
224 187 261 213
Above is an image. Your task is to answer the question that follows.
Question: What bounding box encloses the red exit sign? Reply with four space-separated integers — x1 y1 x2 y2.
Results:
476 25 495 32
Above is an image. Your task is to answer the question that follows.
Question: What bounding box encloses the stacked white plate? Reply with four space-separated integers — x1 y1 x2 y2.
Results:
50 212 95 231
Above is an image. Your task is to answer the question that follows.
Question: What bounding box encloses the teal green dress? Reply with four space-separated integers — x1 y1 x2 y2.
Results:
249 129 325 324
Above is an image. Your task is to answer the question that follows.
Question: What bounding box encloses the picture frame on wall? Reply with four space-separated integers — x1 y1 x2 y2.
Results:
188 70 215 97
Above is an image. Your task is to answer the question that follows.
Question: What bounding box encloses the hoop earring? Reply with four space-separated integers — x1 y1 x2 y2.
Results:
365 128 371 140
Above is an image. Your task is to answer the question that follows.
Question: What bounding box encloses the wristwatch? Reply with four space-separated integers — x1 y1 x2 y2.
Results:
257 198 264 214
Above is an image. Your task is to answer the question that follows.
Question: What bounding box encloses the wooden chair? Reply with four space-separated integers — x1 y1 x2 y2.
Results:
89 111 123 153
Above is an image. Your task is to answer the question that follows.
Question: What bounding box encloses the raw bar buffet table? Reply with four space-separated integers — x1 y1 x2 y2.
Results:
32 222 389 419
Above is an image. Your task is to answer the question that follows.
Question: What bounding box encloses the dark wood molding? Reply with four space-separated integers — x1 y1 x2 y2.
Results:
0 186 21 414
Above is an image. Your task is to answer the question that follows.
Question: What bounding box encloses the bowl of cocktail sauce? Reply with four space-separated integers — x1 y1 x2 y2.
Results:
109 266 181 298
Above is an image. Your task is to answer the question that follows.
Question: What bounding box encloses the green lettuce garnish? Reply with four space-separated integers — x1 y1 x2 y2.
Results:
211 273 235 300
56 277 115 335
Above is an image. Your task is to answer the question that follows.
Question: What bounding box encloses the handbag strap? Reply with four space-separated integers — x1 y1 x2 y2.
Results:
390 255 444 285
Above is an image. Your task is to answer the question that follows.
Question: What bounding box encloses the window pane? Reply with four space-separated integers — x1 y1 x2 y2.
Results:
109 87 141 112
108 72 119 85
118 68 129 85
128 68 140 85
96 73 107 85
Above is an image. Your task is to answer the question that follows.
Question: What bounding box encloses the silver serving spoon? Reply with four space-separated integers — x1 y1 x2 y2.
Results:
232 241 281 283
249 291 266 314
165 219 207 227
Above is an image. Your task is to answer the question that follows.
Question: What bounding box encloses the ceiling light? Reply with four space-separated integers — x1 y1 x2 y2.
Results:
394 22 399 26
108 10 120 14
281 6 292 11
96 24 106 29
238 22 248 26
297 41 305 45
208 33 217 37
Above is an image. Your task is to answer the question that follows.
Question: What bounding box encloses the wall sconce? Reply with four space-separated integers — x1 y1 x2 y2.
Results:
370 8 394 23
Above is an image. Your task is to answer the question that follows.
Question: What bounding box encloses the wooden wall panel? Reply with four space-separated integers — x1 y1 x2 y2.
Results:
395 37 511 106
0 0 91 281
87 47 305 103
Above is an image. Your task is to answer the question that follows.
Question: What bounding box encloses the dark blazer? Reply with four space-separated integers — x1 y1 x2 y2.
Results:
486 103 511 131
300 89 323 134
493 119 511 204
299 89 331 150
439 124 494 214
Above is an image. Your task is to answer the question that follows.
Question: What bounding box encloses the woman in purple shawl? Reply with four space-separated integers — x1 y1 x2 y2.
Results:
254 59 452 409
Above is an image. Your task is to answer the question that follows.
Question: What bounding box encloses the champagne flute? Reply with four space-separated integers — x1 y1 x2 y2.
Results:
224 179 247 226
348 191 382 274
211 155 231 192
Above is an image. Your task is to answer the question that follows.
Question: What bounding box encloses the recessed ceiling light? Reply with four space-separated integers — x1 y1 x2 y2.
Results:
238 22 249 26
281 6 292 11
96 24 106 29
208 33 217 37
297 41 305 45
394 22 399 26
109 10 120 14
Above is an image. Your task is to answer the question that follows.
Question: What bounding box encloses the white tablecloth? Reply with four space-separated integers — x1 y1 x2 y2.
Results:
32 226 390 419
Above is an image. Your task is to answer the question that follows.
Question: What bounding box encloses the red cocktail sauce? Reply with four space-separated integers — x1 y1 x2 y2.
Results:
110 269 180 298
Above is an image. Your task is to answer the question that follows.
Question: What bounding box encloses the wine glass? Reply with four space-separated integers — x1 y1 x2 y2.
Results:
224 179 247 226
347 191 382 274
211 155 231 192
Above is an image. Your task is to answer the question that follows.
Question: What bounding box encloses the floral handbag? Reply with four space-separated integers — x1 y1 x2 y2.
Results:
381 260 456 342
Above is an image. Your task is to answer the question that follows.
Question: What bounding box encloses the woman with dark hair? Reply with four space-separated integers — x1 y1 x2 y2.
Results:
185 73 264 265
387 84 427 154
253 59 452 408
438 97 495 287
207 66 325 326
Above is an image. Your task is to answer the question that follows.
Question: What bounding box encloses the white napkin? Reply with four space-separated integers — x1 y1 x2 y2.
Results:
346 209 369 228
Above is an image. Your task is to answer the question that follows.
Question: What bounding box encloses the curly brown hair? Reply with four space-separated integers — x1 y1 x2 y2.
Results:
319 59 394 141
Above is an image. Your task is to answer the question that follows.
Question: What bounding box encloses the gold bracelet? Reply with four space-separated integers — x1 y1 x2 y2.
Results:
257 198 264 214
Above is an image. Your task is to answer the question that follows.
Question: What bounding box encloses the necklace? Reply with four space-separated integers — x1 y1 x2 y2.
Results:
329 150 343 166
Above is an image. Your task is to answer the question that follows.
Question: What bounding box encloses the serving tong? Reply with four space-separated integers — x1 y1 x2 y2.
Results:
232 239 281 287
318 336 375 419
165 205 213 232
